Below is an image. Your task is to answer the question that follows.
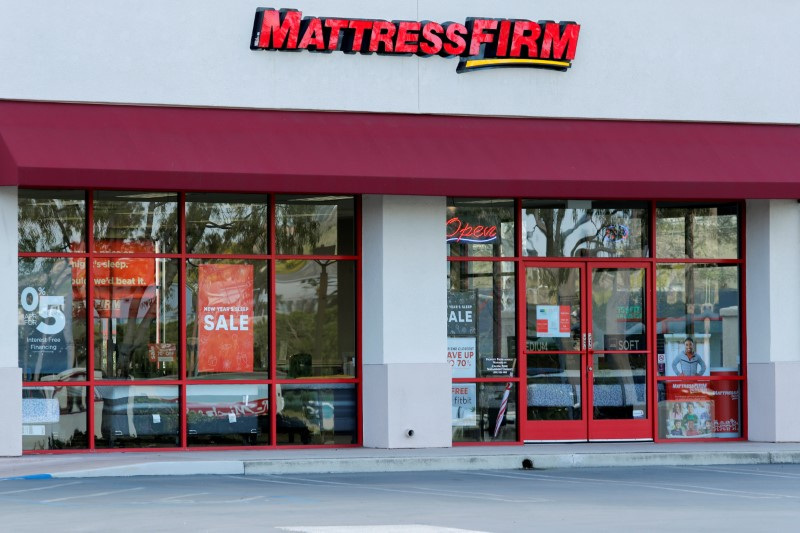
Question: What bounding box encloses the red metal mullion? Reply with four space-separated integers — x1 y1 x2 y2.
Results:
514 199 524 443
739 200 747 439
86 190 95 451
647 256 657 435
355 194 363 446
584 263 592 435
269 194 277 447
179 192 188 448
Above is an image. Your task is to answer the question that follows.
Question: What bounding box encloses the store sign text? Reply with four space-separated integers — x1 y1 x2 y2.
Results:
251 9 580 73
446 217 497 244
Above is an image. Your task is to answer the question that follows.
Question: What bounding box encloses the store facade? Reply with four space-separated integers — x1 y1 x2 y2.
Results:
1 1 799 455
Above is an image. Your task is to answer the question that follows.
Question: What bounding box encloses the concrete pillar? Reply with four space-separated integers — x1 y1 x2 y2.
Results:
361 195 450 448
746 199 800 442
0 187 21 456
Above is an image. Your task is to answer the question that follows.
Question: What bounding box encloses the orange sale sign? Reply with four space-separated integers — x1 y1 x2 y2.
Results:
197 264 254 373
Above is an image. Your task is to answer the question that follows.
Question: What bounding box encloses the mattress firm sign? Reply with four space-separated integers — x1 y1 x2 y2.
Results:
250 9 580 73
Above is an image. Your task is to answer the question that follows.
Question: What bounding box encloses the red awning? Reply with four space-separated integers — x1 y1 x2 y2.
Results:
0 100 798 199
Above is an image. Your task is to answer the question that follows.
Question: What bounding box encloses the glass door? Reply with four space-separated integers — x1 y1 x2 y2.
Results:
521 262 652 441
587 264 651 440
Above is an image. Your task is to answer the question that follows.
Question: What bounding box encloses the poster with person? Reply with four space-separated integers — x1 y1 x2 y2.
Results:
665 333 710 377
665 400 715 438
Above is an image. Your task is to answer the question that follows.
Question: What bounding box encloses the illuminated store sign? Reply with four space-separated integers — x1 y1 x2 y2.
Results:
446 217 497 243
251 9 580 73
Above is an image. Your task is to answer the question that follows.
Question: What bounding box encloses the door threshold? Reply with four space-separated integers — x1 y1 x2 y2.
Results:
589 438 653 442
524 438 654 443
524 440 586 443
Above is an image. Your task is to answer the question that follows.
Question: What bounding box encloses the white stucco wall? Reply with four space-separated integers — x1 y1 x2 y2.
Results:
0 187 21 456
0 1 797 123
746 200 800 442
362 195 450 448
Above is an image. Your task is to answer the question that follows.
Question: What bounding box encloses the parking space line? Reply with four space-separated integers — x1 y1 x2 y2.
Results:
672 465 800 480
238 476 544 503
0 481 82 495
42 487 143 503
470 471 782 499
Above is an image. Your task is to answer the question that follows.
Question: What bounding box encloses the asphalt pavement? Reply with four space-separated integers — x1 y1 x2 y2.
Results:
2 464 800 532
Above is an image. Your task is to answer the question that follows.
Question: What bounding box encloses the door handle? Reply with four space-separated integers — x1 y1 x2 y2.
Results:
588 332 593 350
581 334 586 350
588 366 593 372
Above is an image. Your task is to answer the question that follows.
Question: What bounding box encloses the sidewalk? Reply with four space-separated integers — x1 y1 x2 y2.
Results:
3 441 800 479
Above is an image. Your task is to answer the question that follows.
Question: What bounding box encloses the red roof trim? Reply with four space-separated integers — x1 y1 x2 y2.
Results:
1 100 798 199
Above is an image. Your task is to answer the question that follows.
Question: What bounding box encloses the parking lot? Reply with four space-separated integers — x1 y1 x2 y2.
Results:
2 464 800 532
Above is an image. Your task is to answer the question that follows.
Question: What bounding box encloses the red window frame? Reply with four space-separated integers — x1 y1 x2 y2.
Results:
449 198 747 445
20 189 363 453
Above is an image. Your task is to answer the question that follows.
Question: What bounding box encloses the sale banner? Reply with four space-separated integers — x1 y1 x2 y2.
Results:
197 264 254 373
71 240 157 318
447 337 476 378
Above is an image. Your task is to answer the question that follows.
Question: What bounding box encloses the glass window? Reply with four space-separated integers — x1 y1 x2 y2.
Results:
276 260 356 378
525 267 580 352
187 385 270 446
656 264 740 375
93 191 179 254
592 353 647 420
22 386 88 451
447 198 514 257
452 382 516 442
277 384 356 445
591 267 647 351
522 200 648 258
656 203 739 259
94 258 180 380
275 195 355 255
185 193 269 255
18 189 85 253
448 261 516 378
658 380 741 439
527 354 581 421
186 260 269 379
95 386 179 448
19 258 87 381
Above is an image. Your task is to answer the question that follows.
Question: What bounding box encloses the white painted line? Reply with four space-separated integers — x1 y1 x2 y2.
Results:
243 475 544 504
672 465 800 479
160 492 209 501
278 526 488 533
228 475 310 486
42 486 144 503
0 481 82 495
470 471 781 499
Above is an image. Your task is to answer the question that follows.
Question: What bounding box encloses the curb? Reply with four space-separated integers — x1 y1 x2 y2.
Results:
10 451 795 479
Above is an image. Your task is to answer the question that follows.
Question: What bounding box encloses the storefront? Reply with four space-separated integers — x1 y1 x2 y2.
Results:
1 2 799 455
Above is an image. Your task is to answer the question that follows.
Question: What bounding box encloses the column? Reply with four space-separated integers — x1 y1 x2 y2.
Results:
0 187 21 456
746 199 800 442
361 195 450 448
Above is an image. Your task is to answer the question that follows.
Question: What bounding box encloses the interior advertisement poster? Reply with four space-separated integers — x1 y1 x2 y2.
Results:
447 290 477 336
452 383 477 427
72 240 157 319
664 382 715 438
535 305 570 337
18 258 74 377
197 264 254 373
447 337 476 378
665 333 710 377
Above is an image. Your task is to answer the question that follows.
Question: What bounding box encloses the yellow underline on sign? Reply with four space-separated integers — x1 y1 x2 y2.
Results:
464 58 571 69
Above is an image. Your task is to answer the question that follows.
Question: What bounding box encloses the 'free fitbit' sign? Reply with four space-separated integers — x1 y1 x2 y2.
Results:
250 9 580 73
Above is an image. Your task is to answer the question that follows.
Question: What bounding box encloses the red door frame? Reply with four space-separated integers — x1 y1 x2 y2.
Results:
520 260 654 442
